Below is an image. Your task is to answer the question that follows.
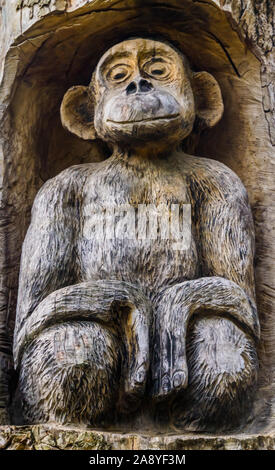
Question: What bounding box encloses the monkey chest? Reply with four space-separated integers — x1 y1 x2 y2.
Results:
78 175 199 292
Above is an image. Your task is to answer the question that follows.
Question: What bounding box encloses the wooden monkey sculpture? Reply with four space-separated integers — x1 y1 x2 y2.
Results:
14 38 259 429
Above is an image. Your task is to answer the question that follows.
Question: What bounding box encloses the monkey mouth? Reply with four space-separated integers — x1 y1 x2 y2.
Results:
107 113 180 124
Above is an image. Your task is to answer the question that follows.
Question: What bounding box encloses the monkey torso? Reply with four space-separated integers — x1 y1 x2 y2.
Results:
76 151 199 296
30 150 246 303
14 150 253 347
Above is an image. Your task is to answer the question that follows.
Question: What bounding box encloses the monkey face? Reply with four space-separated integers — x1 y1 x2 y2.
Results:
93 39 196 147
61 38 224 147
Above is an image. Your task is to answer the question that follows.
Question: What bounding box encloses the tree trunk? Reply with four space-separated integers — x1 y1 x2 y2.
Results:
0 0 274 432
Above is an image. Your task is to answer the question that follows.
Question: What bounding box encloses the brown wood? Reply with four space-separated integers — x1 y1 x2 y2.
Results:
0 1 274 433
11 38 259 430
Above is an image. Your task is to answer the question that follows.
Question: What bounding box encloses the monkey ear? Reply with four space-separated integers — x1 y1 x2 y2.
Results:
60 86 96 140
192 72 224 129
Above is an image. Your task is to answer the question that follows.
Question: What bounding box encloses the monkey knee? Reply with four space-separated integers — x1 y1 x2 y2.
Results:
187 316 258 406
19 322 121 424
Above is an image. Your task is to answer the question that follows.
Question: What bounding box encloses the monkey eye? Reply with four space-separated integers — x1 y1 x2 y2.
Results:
151 69 165 76
143 59 171 80
107 65 131 83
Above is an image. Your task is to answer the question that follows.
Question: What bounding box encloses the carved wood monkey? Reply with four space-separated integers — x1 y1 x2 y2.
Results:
14 39 259 429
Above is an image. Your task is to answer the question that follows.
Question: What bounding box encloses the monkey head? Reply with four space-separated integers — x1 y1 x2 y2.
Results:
61 38 224 152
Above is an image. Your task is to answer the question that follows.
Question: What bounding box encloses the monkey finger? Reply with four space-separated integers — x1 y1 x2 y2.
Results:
152 327 188 400
123 306 150 398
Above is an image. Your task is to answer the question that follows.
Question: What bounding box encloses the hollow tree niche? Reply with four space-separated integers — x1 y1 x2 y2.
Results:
0 0 274 435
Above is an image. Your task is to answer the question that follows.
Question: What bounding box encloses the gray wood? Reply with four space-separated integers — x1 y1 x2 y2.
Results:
0 0 274 432
12 38 260 430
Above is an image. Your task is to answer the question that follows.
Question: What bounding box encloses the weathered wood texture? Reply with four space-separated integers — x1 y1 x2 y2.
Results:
0 0 274 432
1 425 275 450
9 37 261 430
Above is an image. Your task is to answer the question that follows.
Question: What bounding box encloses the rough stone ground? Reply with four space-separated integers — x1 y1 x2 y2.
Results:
0 425 274 450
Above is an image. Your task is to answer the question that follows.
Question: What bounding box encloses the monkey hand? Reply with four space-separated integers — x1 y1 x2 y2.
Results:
152 277 259 400
115 301 151 412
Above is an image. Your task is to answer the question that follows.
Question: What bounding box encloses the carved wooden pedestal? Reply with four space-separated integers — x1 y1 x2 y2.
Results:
1 425 275 450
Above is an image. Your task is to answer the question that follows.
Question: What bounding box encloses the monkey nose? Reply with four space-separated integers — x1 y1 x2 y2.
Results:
126 79 154 95
138 79 154 93
126 82 137 95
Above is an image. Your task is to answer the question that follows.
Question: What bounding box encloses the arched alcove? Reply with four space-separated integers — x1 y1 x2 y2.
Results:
0 0 274 432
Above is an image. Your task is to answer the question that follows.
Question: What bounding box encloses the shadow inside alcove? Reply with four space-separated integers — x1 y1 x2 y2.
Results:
11 3 250 183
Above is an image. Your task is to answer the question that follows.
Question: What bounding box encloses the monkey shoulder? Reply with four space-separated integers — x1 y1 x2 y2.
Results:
31 164 95 221
179 153 250 207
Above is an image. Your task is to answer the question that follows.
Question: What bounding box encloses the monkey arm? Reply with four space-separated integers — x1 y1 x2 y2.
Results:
14 168 151 398
153 163 259 398
185 158 259 337
13 167 92 366
198 173 256 301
